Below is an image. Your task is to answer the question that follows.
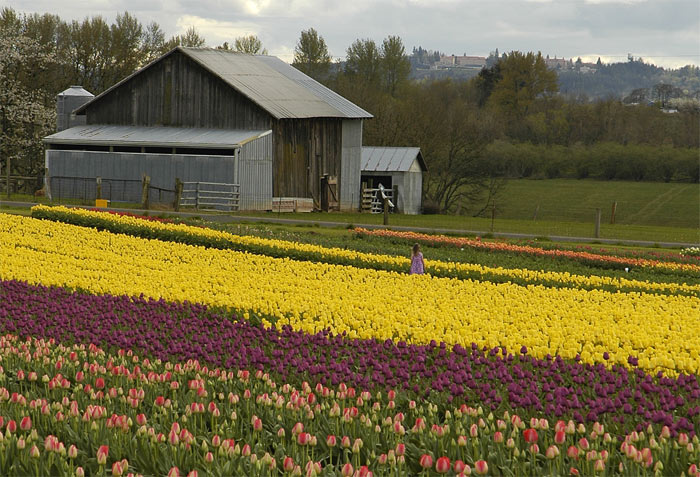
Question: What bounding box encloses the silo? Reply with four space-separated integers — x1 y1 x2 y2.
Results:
56 86 94 132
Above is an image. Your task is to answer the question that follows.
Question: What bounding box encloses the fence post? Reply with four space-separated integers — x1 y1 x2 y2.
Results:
5 155 10 199
383 196 389 226
96 177 102 200
142 175 150 210
490 204 496 232
44 167 51 201
595 208 602 238
610 201 617 224
195 182 200 210
392 185 399 214
173 178 183 211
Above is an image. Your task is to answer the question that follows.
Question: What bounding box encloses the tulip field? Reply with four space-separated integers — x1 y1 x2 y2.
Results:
0 207 698 476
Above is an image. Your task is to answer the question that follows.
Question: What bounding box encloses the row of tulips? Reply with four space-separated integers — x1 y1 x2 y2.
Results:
29 206 698 297
0 279 697 438
3 213 700 376
352 228 700 274
0 334 697 476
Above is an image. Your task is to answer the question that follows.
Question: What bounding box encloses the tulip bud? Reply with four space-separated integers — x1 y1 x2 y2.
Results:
76 468 85 477
474 460 488 475
419 454 433 469
30 445 40 459
435 456 451 474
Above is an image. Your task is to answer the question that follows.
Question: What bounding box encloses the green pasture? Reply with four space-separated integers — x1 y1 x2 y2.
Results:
2 179 698 244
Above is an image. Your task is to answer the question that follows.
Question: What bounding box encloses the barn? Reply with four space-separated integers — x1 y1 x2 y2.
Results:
43 47 372 211
361 147 426 215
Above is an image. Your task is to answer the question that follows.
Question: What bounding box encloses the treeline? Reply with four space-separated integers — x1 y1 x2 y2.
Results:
1 7 698 213
484 141 699 183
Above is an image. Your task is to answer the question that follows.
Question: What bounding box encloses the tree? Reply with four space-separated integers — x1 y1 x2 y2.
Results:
487 51 558 117
345 38 381 85
233 34 267 55
142 21 165 64
0 26 59 192
380 35 410 96
292 28 331 80
163 26 206 50
109 12 143 85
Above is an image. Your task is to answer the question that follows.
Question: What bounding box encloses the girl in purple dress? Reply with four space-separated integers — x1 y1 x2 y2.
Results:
410 243 425 275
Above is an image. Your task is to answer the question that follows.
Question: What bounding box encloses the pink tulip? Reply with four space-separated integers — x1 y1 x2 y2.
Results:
594 460 605 472
454 460 466 473
546 445 560 459
167 467 180 477
567 446 579 459
205 452 214 463
75 468 84 477
395 443 405 456
68 444 78 459
341 463 354 477
326 435 336 447
186 471 198 477
29 444 40 459
419 454 433 469
112 461 124 476
493 431 503 443
6 420 16 434
283 457 295 472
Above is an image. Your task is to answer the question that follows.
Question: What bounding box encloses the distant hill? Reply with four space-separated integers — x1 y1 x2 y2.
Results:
407 48 700 102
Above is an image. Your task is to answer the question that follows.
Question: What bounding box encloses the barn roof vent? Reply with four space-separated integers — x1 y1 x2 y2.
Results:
56 86 94 132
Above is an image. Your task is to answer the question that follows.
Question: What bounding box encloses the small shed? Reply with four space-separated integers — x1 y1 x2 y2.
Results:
361 147 426 215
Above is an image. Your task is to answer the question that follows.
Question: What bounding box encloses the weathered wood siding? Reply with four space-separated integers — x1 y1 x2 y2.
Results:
273 118 342 207
84 51 272 130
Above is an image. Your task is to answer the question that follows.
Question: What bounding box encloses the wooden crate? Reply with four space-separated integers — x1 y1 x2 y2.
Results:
272 197 314 213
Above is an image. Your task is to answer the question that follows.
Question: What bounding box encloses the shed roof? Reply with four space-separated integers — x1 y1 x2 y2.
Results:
75 47 372 120
44 125 271 148
361 147 427 172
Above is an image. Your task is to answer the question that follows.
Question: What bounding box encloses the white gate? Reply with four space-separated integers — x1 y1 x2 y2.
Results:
180 182 240 211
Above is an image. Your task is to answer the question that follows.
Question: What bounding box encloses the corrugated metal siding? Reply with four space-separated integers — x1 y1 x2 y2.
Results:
239 132 273 210
46 132 273 211
402 171 423 215
340 120 362 210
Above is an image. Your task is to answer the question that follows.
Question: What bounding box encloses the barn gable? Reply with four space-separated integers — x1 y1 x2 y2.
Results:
68 48 373 210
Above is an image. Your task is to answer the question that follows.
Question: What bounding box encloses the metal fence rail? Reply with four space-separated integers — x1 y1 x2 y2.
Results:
180 181 240 211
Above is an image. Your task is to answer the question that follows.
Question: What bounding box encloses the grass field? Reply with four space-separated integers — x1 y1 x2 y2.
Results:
3 179 698 244
492 179 699 228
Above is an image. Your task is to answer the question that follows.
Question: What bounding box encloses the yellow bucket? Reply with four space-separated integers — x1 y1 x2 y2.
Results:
95 199 109 208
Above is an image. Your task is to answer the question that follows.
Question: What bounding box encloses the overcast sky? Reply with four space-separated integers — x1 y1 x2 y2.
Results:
3 0 699 69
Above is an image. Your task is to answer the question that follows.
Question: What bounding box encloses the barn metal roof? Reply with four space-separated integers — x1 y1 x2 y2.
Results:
74 47 372 120
44 125 271 148
361 147 427 172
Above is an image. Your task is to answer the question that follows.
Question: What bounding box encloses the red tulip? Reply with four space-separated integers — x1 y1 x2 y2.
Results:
474 460 488 475
555 430 566 444
95 377 105 389
154 395 165 406
167 467 180 477
395 443 405 456
435 457 451 474
283 457 295 472
523 428 538 443
326 435 336 447
6 420 16 434
19 416 31 431
96 445 109 465
454 460 466 473
419 454 433 469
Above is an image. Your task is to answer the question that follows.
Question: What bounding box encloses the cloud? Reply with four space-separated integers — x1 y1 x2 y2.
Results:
3 0 698 68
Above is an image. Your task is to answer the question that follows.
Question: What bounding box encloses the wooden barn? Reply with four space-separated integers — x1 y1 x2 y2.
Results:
361 147 427 215
44 47 372 211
